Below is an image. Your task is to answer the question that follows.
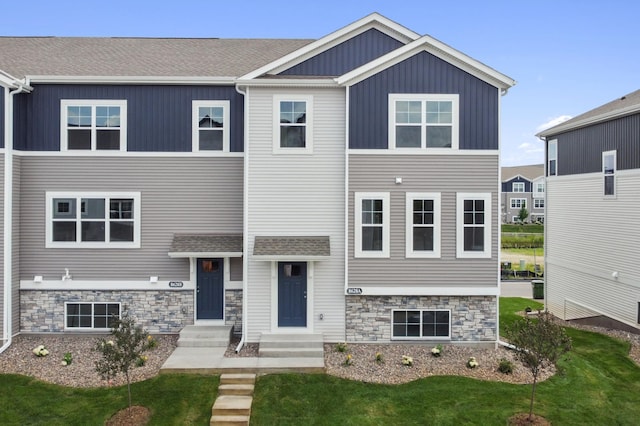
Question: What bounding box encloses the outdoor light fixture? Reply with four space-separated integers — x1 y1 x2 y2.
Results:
33 275 43 283
150 276 159 284
395 177 403 184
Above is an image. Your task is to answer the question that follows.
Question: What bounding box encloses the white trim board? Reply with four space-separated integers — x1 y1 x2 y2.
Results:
345 286 499 296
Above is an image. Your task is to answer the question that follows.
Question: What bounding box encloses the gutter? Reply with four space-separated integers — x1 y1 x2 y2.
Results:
234 84 248 353
1 77 31 354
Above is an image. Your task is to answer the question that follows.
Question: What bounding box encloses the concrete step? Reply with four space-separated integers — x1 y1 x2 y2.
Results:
218 384 255 396
210 414 250 426
212 395 252 417
220 373 256 385
178 325 232 348
259 347 324 358
259 333 323 345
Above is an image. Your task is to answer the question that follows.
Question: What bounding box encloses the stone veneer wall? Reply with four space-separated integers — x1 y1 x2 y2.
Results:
225 289 242 335
346 295 497 342
20 290 194 333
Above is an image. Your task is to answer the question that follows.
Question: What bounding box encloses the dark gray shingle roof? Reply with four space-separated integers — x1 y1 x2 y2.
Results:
0 37 313 78
169 233 242 255
253 236 330 257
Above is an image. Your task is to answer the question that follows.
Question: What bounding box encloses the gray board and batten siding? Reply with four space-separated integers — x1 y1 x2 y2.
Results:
0 88 4 147
348 155 499 288
279 28 404 76
501 176 532 193
546 113 640 176
349 51 500 150
13 85 245 152
18 156 243 280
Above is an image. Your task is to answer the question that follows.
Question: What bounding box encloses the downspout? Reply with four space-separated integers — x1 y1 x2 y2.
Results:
1 81 30 354
343 85 349 342
235 83 248 353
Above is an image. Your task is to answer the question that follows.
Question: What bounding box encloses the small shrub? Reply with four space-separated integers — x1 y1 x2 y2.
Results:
136 355 148 367
335 342 348 353
344 354 353 366
431 344 443 357
498 358 513 374
32 345 49 357
62 352 73 366
375 352 383 363
147 335 158 349
467 357 479 368
402 355 413 366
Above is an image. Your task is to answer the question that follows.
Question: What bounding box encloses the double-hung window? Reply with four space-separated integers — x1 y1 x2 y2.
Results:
392 309 451 340
534 199 544 209
46 192 140 248
65 302 120 330
510 198 526 209
192 100 230 152
406 193 441 258
534 182 545 196
273 95 313 153
603 150 616 197
512 182 525 192
548 139 557 176
457 193 491 258
355 192 390 258
389 94 459 149
61 100 127 151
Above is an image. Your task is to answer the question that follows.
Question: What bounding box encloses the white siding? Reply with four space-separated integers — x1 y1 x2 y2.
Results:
246 87 346 342
546 170 640 329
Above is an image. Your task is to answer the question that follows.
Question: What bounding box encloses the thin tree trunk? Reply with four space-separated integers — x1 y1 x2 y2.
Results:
126 371 132 410
529 373 538 420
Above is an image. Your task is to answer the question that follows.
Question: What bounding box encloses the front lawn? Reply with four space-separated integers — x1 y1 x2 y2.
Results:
252 297 640 425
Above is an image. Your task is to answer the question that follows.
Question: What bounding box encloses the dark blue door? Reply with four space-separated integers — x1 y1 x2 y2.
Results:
278 262 307 327
197 258 224 320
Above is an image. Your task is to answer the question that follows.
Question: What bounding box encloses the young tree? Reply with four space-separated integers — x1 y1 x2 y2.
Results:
517 205 529 223
95 310 154 410
505 311 572 421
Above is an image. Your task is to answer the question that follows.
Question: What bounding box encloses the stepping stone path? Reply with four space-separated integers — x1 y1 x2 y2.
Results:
211 373 256 425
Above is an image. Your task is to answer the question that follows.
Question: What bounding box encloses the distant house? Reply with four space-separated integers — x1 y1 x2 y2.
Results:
501 164 544 223
537 89 640 332
0 13 515 350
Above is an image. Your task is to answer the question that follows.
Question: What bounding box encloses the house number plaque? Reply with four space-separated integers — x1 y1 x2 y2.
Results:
169 281 184 288
346 288 363 294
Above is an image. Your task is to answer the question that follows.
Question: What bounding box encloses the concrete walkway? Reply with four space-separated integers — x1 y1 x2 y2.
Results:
160 347 324 375
500 280 536 299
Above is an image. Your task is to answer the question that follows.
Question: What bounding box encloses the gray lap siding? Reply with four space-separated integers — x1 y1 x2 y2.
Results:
349 154 499 288
18 156 243 280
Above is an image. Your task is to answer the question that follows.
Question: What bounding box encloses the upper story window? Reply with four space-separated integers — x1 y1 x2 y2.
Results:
603 150 616 197
389 94 459 150
456 193 491 258
46 192 140 248
534 182 545 196
406 193 441 258
61 100 127 151
192 100 230 152
512 182 525 193
355 192 390 258
273 95 313 154
548 139 557 176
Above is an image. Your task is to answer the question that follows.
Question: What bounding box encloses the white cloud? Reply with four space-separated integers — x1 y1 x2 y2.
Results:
536 115 572 133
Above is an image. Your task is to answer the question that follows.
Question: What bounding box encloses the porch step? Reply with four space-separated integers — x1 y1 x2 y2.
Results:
211 374 256 425
178 325 232 348
258 333 324 358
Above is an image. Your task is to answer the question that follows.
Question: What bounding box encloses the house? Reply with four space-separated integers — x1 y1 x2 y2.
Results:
501 164 545 223
1 13 515 352
537 89 640 332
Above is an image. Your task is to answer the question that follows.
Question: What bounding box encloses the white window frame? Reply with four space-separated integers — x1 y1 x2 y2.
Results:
456 192 492 259
534 199 544 209
603 150 616 197
64 302 121 330
355 192 390 258
388 93 459 150
46 191 141 248
510 198 527 209
548 139 557 176
60 99 127 151
273 95 313 154
405 192 441 258
192 100 230 152
512 182 525 193
391 309 451 340
534 182 545 196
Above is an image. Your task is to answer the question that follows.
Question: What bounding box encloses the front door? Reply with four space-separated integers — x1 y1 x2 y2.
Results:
278 262 307 327
197 258 224 320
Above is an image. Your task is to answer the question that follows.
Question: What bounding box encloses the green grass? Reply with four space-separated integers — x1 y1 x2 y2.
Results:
3 298 640 425
502 224 544 234
502 248 544 258
0 374 218 425
251 298 640 425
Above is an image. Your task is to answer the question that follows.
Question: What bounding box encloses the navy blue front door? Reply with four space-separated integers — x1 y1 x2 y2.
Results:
278 262 307 327
197 258 224 320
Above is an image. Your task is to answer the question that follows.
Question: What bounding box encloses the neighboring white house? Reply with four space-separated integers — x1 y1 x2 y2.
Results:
537 89 640 332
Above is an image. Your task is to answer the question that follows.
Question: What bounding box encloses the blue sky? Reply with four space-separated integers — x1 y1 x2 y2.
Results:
3 0 638 166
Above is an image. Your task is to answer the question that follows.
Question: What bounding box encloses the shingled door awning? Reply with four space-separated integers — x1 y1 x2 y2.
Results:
252 236 330 261
168 233 243 258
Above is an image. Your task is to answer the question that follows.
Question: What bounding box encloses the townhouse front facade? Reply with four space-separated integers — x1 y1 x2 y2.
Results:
1 13 514 351
500 164 544 223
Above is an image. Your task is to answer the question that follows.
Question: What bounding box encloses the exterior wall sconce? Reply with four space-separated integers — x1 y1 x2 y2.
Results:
612 271 619 279
33 275 43 283
395 177 403 184
149 276 159 284
62 268 72 281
